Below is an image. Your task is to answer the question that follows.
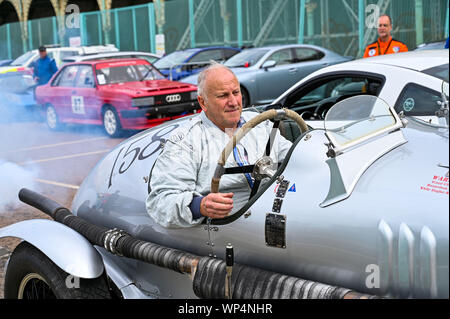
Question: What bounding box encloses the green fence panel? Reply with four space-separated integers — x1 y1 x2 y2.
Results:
135 6 151 53
0 24 7 59
116 8 134 51
162 0 189 53
9 21 24 59
84 12 102 46
362 0 447 52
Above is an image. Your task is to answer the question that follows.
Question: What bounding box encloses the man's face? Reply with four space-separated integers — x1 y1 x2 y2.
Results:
377 16 392 40
198 68 242 132
39 50 47 59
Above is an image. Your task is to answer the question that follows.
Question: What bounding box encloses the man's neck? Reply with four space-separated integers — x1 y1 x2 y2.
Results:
379 35 392 43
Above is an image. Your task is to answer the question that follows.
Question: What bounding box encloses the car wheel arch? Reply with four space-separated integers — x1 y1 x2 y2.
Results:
0 219 104 279
240 85 251 108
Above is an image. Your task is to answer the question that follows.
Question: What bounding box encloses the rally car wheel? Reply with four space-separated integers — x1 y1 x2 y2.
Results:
103 106 122 138
4 242 111 299
46 105 60 130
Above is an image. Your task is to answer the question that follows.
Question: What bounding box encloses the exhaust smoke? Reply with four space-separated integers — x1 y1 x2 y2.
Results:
0 160 39 211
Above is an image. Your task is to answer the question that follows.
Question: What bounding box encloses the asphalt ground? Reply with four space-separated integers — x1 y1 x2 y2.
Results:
0 118 127 298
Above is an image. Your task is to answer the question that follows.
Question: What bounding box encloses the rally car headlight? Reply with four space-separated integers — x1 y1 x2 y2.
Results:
190 91 198 100
132 97 155 107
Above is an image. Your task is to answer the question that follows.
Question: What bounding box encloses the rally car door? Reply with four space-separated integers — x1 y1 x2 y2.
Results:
51 64 78 120
71 65 99 120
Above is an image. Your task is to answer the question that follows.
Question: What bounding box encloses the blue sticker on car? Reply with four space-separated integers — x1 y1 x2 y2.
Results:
288 184 296 192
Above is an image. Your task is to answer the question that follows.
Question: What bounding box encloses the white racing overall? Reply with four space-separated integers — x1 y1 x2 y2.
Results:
146 110 292 228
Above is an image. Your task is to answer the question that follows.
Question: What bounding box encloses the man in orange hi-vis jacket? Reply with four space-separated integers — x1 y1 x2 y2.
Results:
363 15 408 58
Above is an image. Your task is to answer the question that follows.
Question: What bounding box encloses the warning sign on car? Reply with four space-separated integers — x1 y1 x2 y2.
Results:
420 175 449 195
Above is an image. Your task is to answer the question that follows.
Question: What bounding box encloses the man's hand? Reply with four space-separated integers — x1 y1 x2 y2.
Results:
200 193 234 219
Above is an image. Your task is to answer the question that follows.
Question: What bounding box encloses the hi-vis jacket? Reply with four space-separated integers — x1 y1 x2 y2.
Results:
146 110 292 228
363 37 408 58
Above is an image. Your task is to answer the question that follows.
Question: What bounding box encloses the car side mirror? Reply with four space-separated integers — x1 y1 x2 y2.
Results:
261 60 276 70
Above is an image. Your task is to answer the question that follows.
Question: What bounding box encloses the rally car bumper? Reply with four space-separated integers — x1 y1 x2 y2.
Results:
120 101 199 119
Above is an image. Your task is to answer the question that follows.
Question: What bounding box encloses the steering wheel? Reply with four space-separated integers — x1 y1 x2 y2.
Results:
210 108 308 198
313 96 341 120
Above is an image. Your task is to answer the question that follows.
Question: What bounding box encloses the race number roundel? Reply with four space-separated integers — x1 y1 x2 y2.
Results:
71 96 85 114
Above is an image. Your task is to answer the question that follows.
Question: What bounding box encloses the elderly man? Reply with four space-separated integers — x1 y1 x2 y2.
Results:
363 14 408 58
146 63 292 228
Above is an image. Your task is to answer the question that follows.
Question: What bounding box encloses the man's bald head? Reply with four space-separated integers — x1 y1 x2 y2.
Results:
197 62 237 97
196 62 243 132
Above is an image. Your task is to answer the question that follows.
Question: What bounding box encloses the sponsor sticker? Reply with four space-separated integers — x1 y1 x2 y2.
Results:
97 74 106 85
170 131 185 143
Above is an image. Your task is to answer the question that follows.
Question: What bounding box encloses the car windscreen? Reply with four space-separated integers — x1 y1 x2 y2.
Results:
11 51 36 66
421 64 449 82
95 62 164 85
154 51 193 69
224 49 270 67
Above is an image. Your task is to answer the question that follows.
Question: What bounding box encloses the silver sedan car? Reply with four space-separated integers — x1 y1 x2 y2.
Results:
181 44 352 107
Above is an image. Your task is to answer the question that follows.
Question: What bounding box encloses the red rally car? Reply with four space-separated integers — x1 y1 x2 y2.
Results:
35 58 200 137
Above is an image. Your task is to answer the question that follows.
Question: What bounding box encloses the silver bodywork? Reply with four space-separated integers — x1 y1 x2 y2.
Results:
1 106 448 298
62 97 447 298
1 52 448 299
0 219 104 279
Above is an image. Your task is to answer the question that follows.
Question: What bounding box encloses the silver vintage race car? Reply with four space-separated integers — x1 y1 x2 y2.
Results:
0 78 448 299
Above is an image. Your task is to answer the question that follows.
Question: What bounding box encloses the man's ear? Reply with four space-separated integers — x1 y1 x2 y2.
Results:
198 95 207 112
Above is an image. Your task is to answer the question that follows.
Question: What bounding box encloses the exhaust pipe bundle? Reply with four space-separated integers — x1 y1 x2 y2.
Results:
18 188 377 299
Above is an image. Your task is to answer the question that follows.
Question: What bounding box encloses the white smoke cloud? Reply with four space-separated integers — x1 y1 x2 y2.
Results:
0 160 39 210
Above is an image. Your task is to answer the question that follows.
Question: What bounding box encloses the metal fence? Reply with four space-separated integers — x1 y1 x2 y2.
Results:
0 0 448 61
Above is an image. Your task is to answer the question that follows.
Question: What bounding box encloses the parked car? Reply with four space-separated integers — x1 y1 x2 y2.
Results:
181 44 352 107
154 46 241 81
35 58 200 137
0 68 37 122
0 45 118 75
415 40 447 51
61 51 161 65
0 59 12 66
267 49 449 135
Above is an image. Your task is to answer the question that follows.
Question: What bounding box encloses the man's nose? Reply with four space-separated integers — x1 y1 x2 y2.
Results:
228 93 239 106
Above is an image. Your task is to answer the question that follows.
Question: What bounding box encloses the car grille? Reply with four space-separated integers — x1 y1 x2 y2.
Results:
136 92 194 109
